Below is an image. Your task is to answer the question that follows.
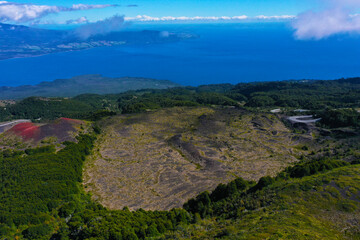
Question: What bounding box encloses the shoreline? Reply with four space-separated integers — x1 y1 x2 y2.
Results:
0 45 119 62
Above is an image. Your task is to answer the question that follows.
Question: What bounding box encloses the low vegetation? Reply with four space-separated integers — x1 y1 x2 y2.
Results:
83 107 301 211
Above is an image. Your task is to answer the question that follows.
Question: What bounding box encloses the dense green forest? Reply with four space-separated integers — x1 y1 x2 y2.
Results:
232 78 360 109
1 129 359 239
1 77 359 122
0 131 190 239
1 77 360 239
316 109 360 129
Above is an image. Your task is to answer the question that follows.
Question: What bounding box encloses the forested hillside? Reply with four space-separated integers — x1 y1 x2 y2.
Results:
232 78 360 109
0 77 359 239
1 129 359 239
1 77 359 124
0 75 180 100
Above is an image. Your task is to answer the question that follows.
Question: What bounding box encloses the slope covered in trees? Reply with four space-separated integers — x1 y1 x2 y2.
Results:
1 130 359 239
1 77 359 123
0 75 180 100
0 132 190 239
233 78 360 109
0 77 360 239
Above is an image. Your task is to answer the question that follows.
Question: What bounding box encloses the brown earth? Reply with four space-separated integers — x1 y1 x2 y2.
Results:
83 107 312 211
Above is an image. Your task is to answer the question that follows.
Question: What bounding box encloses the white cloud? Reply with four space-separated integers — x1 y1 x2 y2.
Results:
66 16 89 25
71 4 117 11
329 0 360 7
256 15 296 20
232 16 249 20
0 2 118 23
72 15 125 40
125 15 249 22
292 0 360 39
123 15 299 22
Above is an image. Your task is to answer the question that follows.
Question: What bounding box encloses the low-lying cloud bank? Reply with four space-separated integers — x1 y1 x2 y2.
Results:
34 14 297 26
292 0 360 40
0 1 119 23
124 15 295 22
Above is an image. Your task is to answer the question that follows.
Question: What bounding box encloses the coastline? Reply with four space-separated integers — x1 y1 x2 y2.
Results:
0 42 127 62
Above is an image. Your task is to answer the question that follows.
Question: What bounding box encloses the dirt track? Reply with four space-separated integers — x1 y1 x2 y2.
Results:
0 119 31 133
287 115 321 124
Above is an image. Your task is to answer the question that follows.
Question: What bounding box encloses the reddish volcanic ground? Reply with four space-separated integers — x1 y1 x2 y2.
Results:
60 117 83 124
8 118 83 142
10 122 40 140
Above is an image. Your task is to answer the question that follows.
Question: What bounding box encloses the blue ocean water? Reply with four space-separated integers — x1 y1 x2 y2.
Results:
1 23 360 87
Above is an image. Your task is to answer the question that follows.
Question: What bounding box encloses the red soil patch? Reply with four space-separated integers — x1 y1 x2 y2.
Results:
10 122 40 140
60 117 83 124
7 118 84 143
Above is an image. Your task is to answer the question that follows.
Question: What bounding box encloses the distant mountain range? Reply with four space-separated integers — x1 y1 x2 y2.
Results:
0 74 180 99
0 23 196 60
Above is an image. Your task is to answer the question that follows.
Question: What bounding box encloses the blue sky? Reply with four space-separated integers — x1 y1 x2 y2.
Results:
5 0 319 23
3 0 360 40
